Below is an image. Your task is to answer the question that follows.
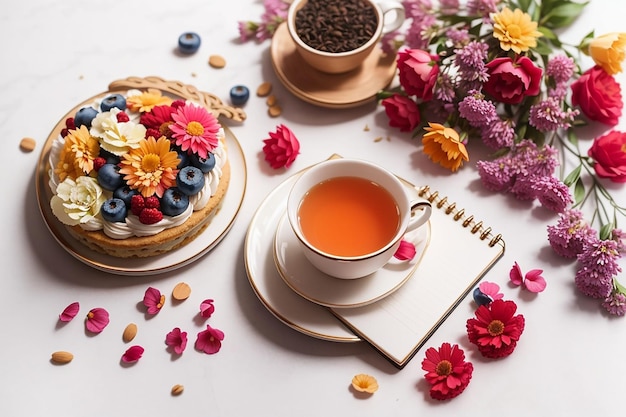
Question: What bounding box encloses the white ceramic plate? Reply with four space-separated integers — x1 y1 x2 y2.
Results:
274 213 430 309
244 171 361 343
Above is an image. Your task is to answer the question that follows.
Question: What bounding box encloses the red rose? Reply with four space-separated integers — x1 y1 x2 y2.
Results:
588 130 626 183
381 94 421 132
397 49 439 101
262 124 300 169
571 65 623 126
483 56 542 104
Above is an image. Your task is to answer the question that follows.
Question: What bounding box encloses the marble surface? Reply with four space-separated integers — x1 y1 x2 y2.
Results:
1 1 625 416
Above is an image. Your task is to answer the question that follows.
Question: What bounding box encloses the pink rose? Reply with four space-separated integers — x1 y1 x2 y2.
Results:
381 94 421 132
588 130 626 183
262 124 300 169
397 49 439 101
571 65 623 126
483 56 542 104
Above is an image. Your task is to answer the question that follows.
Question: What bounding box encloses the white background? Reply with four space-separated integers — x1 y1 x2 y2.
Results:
1 0 624 416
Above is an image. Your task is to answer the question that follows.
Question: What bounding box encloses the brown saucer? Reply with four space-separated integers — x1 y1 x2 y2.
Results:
270 23 397 109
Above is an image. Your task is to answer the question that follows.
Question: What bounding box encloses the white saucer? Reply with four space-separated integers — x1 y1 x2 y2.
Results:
274 214 430 309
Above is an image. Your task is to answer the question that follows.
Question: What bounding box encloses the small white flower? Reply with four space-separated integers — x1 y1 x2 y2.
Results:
51 176 106 226
90 107 146 156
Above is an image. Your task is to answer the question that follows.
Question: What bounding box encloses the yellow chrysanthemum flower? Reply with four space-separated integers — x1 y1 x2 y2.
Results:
55 125 100 181
422 123 469 172
492 7 542 54
119 136 180 198
351 374 379 394
126 88 174 113
589 32 626 75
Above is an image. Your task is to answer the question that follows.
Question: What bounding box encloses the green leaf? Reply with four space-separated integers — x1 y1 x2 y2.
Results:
563 165 582 187
515 0 534 13
599 223 614 241
616 278 626 296
541 2 589 29
533 38 555 56
573 177 586 206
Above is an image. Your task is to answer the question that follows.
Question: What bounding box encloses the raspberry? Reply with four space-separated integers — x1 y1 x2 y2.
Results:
130 195 145 216
145 127 161 138
60 128 69 138
144 196 160 209
93 157 107 171
116 112 130 123
65 117 76 130
139 208 163 224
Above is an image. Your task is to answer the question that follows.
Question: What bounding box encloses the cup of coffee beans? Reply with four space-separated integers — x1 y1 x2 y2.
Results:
287 0 405 74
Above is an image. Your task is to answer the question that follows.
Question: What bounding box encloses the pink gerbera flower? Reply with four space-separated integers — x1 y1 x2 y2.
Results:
466 299 525 359
165 327 188 355
421 342 473 400
169 103 221 158
195 324 225 354
85 307 110 333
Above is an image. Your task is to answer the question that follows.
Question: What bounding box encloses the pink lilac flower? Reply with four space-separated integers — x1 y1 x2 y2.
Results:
509 176 537 200
143 287 165 315
575 265 614 298
121 345 144 363
455 41 489 85
532 176 573 213
394 240 416 260
445 28 470 47
435 73 456 102
170 103 221 158
611 229 626 253
547 55 576 84
458 91 497 128
476 158 515 192
404 14 437 50
467 0 499 17
439 0 460 15
403 0 433 20
529 97 579 132
59 301 80 322
577 238 622 278
547 209 597 258
85 307 110 333
482 119 515 149
165 328 188 355
602 289 626 316
200 299 216 318
511 140 559 178
509 262 547 293
195 324 225 354
237 21 259 42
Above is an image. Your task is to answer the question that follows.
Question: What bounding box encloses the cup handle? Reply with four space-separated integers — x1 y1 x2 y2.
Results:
406 199 432 232
378 0 406 34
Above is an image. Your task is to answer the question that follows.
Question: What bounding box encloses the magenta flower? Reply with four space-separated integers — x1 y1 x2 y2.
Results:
85 307 110 333
195 324 225 354
121 345 144 363
165 328 188 355
143 287 165 315
59 301 80 322
262 124 300 169
509 262 547 293
200 299 216 318
479 282 504 301
394 239 416 260
170 103 221 158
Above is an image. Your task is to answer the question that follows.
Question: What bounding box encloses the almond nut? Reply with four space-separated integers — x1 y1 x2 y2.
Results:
20 137 36 152
123 323 138 343
171 384 184 396
208 55 226 68
172 282 192 301
268 104 282 118
51 351 74 364
256 81 272 97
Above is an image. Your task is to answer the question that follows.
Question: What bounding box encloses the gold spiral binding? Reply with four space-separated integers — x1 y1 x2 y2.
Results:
471 221 483 234
427 190 439 203
418 185 429 197
480 227 492 240
489 234 503 247
436 196 447 209
454 208 465 221
462 215 474 227
445 202 456 214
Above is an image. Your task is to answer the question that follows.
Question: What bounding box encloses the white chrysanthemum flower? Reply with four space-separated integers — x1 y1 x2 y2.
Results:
51 176 106 226
90 107 146 156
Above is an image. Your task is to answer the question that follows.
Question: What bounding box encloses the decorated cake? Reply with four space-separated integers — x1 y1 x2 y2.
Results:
46 86 232 258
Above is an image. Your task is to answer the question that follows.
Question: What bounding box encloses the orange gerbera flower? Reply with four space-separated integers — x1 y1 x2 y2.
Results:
119 136 180 197
126 88 174 113
491 7 542 54
422 123 469 172
55 125 100 181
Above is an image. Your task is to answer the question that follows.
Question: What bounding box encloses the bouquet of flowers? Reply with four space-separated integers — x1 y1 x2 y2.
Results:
377 0 626 315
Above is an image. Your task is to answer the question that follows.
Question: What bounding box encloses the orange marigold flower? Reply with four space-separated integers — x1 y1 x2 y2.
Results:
589 32 626 75
491 7 542 54
422 123 469 172
55 125 100 181
126 88 174 113
351 374 379 394
119 136 180 198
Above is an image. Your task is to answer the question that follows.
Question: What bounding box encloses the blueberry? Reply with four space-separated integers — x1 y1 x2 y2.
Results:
178 32 201 54
229 85 250 106
74 107 99 128
176 149 190 169
97 163 124 191
177 166 205 195
191 152 216 173
472 287 492 307
100 94 127 112
100 198 127 222
100 149 120 165
161 187 190 216
113 185 139 208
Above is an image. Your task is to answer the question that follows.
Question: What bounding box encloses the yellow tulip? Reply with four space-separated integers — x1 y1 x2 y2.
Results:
589 32 626 75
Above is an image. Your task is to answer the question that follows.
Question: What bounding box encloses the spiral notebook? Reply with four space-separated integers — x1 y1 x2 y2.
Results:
330 185 505 369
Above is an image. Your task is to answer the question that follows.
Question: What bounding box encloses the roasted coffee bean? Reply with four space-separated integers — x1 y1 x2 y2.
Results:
295 0 378 53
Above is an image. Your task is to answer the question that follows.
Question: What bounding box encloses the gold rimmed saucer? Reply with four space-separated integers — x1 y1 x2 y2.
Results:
270 23 397 109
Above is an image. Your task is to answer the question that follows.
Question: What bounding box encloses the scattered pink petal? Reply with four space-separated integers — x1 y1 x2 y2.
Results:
509 262 547 293
199 299 215 318
509 262 524 286
85 307 110 333
195 324 224 354
165 327 188 355
59 302 80 322
478 282 504 301
143 287 165 315
122 345 144 363
394 239 416 260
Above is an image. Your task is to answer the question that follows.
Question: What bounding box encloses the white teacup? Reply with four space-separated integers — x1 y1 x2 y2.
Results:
287 0 406 74
286 159 432 279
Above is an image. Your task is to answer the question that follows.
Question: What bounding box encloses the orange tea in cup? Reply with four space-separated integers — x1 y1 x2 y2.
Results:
297 176 400 257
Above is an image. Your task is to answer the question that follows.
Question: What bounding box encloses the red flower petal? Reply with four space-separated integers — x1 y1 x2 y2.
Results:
524 269 547 293
394 239 416 260
143 287 165 315
509 262 524 286
85 307 110 333
59 302 80 322
199 299 215 318
122 345 144 363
